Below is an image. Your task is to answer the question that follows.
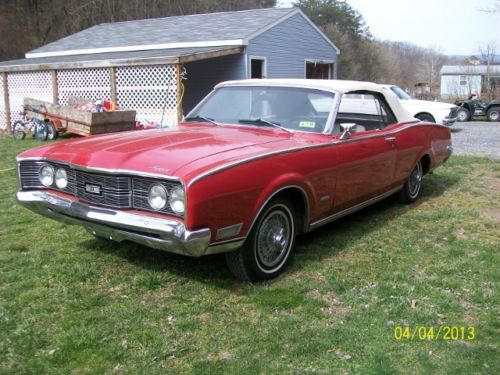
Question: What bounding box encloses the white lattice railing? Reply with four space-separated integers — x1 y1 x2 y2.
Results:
57 68 111 106
0 64 179 132
117 65 178 126
2 71 53 131
0 75 5 131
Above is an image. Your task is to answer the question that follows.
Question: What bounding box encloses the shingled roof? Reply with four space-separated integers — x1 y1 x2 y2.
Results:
0 7 338 72
27 7 298 58
440 65 500 75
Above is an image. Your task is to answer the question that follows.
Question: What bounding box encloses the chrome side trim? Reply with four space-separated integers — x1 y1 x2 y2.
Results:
205 238 246 255
16 190 209 257
187 132 393 186
308 185 403 230
188 121 447 186
188 144 336 186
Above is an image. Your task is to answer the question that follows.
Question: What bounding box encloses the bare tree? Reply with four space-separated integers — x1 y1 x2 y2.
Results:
479 41 497 99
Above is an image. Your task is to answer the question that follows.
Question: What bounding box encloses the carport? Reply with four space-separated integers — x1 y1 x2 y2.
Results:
0 46 243 131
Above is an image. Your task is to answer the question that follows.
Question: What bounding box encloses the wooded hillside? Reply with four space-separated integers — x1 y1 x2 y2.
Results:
0 0 458 93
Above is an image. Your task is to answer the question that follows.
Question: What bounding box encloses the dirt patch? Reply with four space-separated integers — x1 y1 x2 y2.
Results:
292 270 326 282
307 289 351 316
480 208 500 223
207 351 232 361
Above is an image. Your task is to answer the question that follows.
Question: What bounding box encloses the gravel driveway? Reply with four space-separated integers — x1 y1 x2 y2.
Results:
450 121 500 159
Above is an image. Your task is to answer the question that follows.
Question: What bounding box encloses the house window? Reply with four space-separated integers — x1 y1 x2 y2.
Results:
250 57 266 79
306 61 333 79
459 75 468 85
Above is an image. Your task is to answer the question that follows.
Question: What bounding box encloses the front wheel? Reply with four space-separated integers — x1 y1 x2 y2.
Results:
456 108 470 122
415 113 435 123
12 120 27 140
225 197 297 281
486 107 500 122
398 160 423 204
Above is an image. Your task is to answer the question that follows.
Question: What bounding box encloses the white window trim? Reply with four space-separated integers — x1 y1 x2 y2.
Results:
248 56 267 79
304 59 334 79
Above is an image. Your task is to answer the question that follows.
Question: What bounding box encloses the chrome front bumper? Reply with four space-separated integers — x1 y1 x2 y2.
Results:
16 190 212 257
442 116 457 126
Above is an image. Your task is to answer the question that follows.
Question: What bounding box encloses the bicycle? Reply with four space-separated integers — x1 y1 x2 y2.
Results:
12 114 48 141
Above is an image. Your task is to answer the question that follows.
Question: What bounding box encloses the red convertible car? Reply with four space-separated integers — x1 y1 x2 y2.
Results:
16 79 452 281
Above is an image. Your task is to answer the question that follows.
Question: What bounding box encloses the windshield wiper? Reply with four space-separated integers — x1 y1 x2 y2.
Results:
238 118 292 133
184 115 220 126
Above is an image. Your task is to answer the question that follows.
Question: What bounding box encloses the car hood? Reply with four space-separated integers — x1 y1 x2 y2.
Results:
18 123 296 182
401 98 456 110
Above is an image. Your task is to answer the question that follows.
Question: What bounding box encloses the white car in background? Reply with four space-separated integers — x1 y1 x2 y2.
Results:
381 85 458 126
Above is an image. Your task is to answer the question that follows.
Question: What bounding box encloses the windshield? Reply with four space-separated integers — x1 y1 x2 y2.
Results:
187 86 336 133
390 85 411 100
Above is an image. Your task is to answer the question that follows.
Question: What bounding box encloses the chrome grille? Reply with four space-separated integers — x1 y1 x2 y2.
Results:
76 171 131 208
132 178 180 215
19 161 44 189
18 161 183 216
19 161 76 194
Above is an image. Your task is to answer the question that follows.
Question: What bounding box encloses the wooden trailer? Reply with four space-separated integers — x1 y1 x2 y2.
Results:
23 98 136 137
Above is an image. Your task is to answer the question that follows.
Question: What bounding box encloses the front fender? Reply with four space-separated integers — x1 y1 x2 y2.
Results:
186 158 322 243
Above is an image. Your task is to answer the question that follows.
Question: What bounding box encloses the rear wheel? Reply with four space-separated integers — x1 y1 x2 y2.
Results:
12 120 27 140
486 106 500 122
398 160 423 204
415 113 435 123
225 197 297 281
456 108 470 122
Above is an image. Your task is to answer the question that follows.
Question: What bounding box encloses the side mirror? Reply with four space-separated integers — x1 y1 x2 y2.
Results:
340 123 357 140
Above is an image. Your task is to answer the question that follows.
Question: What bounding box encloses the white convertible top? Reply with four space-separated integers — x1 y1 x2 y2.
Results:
216 78 416 123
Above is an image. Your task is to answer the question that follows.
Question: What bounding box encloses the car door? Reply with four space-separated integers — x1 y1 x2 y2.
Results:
331 92 398 212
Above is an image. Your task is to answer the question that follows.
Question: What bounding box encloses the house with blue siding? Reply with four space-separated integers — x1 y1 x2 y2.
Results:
0 7 339 130
440 65 500 99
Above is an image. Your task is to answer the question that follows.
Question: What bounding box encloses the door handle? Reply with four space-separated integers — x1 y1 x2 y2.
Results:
385 136 396 142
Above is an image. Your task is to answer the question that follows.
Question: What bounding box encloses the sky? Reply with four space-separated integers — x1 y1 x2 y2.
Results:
277 0 500 55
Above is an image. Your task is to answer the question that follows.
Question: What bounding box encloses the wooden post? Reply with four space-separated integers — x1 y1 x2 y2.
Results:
176 63 183 125
110 67 117 104
51 70 58 104
2 72 11 133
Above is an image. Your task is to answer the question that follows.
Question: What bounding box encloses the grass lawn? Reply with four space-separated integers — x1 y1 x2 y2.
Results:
0 135 498 374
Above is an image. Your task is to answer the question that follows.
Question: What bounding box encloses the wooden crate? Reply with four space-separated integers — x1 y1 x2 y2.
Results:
23 98 136 136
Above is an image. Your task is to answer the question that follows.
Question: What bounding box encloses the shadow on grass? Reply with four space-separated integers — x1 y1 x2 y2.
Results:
81 170 462 286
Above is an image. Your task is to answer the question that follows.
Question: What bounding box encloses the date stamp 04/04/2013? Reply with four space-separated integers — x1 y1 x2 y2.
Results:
393 326 476 341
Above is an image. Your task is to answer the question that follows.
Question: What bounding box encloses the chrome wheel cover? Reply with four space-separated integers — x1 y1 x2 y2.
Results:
256 206 293 270
408 161 423 198
457 110 468 121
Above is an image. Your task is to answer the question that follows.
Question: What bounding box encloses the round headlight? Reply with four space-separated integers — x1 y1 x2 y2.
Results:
39 165 54 187
169 187 185 214
148 183 168 210
55 168 68 189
